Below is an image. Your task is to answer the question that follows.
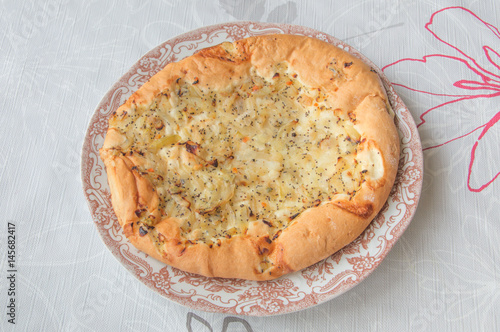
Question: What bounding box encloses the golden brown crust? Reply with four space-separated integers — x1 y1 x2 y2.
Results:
99 34 400 280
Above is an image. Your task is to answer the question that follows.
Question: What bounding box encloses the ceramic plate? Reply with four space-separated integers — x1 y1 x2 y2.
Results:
81 22 423 316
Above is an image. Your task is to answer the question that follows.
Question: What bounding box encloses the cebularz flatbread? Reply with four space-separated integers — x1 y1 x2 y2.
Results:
99 34 400 280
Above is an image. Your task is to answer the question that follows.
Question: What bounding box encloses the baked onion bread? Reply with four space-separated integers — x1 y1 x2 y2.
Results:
99 34 400 280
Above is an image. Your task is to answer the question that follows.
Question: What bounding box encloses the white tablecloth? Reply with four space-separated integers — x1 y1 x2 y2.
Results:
1 0 499 331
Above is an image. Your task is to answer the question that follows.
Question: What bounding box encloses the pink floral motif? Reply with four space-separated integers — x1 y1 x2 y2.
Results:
138 56 164 76
110 215 122 233
258 299 281 313
139 57 157 69
403 168 421 187
347 254 378 273
315 33 329 42
90 115 109 137
343 233 368 254
359 226 377 250
225 25 248 41
238 279 297 313
151 266 172 291
94 204 114 224
383 6 500 192
391 164 421 200
302 259 336 286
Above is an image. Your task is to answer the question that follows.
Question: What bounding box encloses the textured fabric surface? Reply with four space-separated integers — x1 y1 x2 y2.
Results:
1 0 499 331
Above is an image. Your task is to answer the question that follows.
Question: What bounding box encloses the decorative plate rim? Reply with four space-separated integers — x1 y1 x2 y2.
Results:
81 21 423 316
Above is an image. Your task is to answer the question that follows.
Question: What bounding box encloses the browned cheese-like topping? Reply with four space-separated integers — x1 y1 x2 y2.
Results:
108 62 384 245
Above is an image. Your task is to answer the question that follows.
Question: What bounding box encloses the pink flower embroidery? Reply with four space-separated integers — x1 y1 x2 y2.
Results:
383 7 500 192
